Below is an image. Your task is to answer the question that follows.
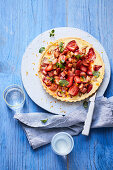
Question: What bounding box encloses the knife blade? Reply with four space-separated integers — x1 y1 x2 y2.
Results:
82 93 96 136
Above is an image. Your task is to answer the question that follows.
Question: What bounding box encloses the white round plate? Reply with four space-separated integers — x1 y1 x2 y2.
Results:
21 27 110 115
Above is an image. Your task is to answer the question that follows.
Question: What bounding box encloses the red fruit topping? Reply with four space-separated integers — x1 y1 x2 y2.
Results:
80 87 87 94
57 91 62 97
67 70 74 77
76 60 82 69
80 71 87 78
74 76 81 84
56 68 61 75
68 84 79 96
43 77 52 86
42 70 47 76
49 84 58 91
94 65 102 71
75 70 81 76
45 65 53 72
58 55 67 63
48 71 54 77
87 70 93 76
87 48 96 61
87 84 93 93
82 60 90 67
80 65 87 72
54 51 60 58
54 76 60 85
67 76 74 88
62 48 69 55
66 40 79 52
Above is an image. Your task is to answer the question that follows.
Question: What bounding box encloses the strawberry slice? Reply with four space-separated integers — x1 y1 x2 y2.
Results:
45 65 53 72
67 76 74 88
67 70 74 77
80 65 87 72
87 48 96 61
74 76 81 83
43 77 52 86
82 60 90 67
76 60 82 69
49 84 58 91
68 84 79 96
87 70 93 76
94 65 102 71
66 40 79 52
80 71 87 78
75 70 81 76
58 55 67 63
62 48 69 55
87 84 93 93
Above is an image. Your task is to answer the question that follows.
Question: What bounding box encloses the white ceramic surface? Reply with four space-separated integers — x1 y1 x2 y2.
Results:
21 27 110 115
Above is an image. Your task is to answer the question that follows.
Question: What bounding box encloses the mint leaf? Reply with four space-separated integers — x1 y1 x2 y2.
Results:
59 63 65 68
83 101 88 108
60 59 65 64
81 76 85 81
41 119 48 123
92 71 100 78
39 47 45 53
59 80 69 86
50 29 55 37
56 62 59 67
75 54 82 59
59 42 64 53
49 77 55 83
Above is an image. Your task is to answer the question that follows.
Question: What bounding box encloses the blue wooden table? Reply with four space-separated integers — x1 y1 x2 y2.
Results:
0 0 113 169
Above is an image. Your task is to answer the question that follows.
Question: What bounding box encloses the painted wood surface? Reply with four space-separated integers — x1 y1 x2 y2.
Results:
0 0 113 169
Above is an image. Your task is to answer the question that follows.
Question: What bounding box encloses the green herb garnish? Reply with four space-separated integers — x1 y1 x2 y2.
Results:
56 62 65 68
49 29 55 37
59 63 65 69
83 101 88 108
49 77 55 83
92 71 100 78
59 42 64 53
41 119 48 123
39 47 45 53
59 80 69 86
75 54 83 59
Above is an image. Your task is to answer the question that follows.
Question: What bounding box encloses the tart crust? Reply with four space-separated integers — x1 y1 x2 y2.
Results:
38 37 105 102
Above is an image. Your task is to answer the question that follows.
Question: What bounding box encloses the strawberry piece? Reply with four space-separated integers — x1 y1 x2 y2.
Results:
48 71 54 77
87 70 93 76
67 70 74 77
54 76 60 85
80 65 87 72
67 76 74 88
76 60 82 69
87 48 96 61
94 65 102 71
80 87 87 94
58 55 67 63
56 68 61 75
80 71 87 78
42 70 47 76
43 77 52 86
45 65 53 72
75 70 80 76
82 60 90 67
68 84 79 96
62 48 69 55
87 84 93 93
49 84 58 91
66 40 79 52
74 76 81 83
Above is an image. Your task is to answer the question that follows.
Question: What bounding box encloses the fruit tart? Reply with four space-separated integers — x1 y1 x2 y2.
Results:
38 38 104 102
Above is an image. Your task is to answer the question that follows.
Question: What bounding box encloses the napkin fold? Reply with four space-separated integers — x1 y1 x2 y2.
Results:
14 96 113 149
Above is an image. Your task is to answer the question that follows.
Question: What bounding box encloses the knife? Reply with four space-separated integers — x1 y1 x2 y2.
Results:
82 93 96 136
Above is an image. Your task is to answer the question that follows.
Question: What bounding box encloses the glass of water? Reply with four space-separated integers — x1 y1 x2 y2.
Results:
3 85 25 112
51 132 74 156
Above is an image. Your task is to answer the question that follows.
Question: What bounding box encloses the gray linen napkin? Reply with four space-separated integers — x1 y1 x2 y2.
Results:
14 96 113 149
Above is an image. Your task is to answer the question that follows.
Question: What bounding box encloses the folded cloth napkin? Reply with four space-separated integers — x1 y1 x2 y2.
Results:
14 96 113 149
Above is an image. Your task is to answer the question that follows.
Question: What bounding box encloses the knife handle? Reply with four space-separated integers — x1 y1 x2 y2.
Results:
82 101 95 136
